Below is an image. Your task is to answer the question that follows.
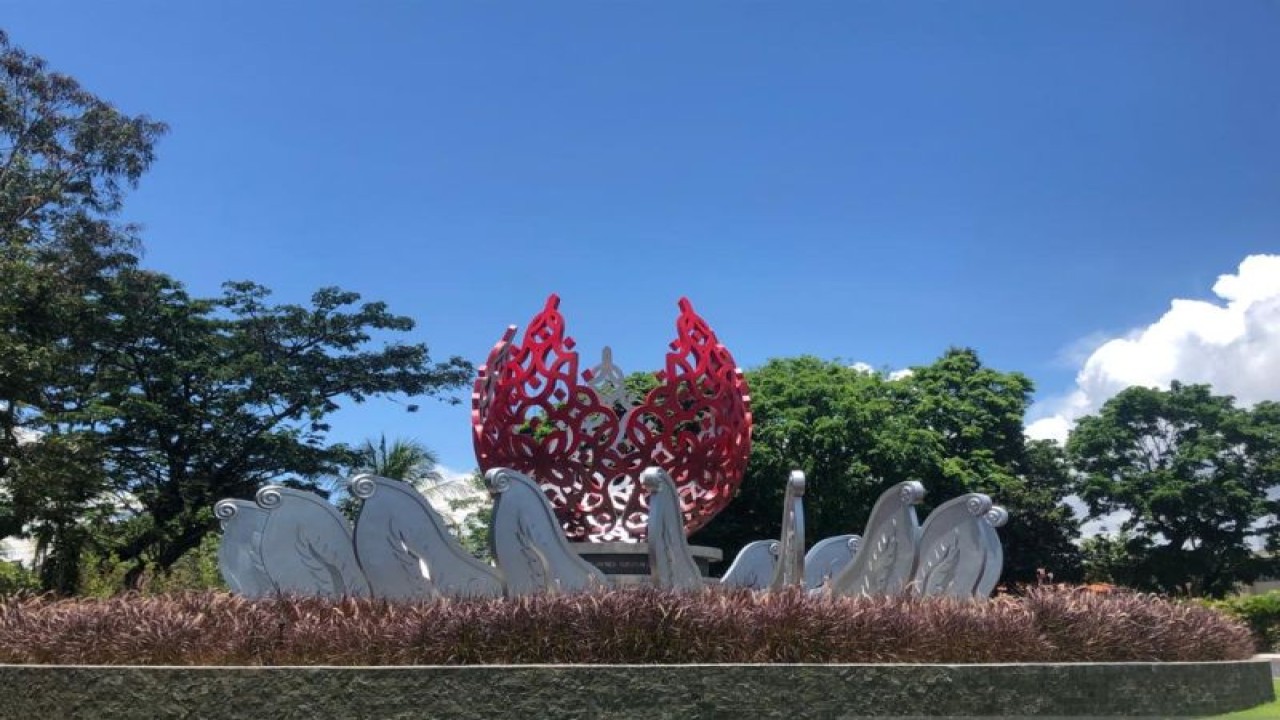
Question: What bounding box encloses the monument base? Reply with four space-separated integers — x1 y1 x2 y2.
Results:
1 661 1269 718
570 542 723 585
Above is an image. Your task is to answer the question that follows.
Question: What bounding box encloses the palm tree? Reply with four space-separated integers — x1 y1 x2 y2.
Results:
339 435 486 538
352 435 444 488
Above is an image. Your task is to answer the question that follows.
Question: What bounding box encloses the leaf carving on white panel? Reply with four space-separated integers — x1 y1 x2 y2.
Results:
487 467 605 595
830 481 923 597
913 493 992 598
351 475 502 600
253 486 370 598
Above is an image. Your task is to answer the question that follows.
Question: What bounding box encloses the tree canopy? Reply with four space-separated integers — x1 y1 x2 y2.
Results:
1 29 167 591
692 350 1083 585
1 28 166 464
349 435 445 486
1068 382 1280 597
0 33 472 593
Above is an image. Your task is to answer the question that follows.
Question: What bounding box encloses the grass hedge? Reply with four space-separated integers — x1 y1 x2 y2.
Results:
0 585 1254 666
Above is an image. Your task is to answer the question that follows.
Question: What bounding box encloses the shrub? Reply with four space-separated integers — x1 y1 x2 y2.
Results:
0 561 38 595
77 535 227 597
0 585 1254 666
1205 591 1280 652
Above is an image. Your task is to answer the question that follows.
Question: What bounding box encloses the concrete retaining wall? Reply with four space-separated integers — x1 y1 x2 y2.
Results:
0 660 1270 718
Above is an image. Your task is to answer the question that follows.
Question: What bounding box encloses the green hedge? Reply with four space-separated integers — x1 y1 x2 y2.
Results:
1206 591 1280 652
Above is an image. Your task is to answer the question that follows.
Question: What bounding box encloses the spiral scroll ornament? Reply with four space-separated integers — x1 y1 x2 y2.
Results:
985 506 1010 528
214 499 240 522
484 467 517 495
255 486 283 509
965 494 994 517
348 474 379 500
472 295 753 542
899 481 926 505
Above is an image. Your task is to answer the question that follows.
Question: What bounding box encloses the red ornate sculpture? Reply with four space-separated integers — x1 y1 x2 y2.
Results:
472 295 752 542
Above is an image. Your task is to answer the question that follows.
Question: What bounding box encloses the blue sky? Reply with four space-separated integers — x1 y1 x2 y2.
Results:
5 2 1279 474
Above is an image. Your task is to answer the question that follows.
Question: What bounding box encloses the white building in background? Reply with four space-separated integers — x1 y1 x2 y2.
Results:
421 472 488 533
0 536 34 567
0 422 37 567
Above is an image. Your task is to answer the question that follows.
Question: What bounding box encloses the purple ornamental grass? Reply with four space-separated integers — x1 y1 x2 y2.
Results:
0 585 1253 666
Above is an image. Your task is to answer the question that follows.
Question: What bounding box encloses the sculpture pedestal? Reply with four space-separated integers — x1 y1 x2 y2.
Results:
571 542 723 586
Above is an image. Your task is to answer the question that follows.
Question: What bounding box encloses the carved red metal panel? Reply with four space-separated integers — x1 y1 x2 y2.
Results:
472 295 752 542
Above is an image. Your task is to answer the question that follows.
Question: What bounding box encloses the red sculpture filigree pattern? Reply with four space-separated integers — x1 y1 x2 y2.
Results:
472 295 752 542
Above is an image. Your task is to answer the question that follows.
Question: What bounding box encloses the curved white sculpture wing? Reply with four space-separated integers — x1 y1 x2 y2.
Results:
255 486 371 598
804 534 861 591
769 471 806 590
720 540 779 590
350 474 503 600
829 481 925 597
486 467 606 595
214 499 273 598
974 506 1008 598
642 467 703 591
913 493 993 598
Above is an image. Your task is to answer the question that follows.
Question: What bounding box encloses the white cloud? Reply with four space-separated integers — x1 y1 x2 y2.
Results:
1028 254 1280 442
848 362 913 380
1052 331 1115 369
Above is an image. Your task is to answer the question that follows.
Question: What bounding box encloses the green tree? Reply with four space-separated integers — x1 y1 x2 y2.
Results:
692 356 901 560
0 30 165 594
0 28 165 457
1067 382 1280 597
333 434 448 517
78 272 473 588
3 433 116 592
351 435 444 486
448 471 493 562
1079 530 1146 586
693 350 1082 584
1013 438 1088 583
0 32 475 595
623 370 660 403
